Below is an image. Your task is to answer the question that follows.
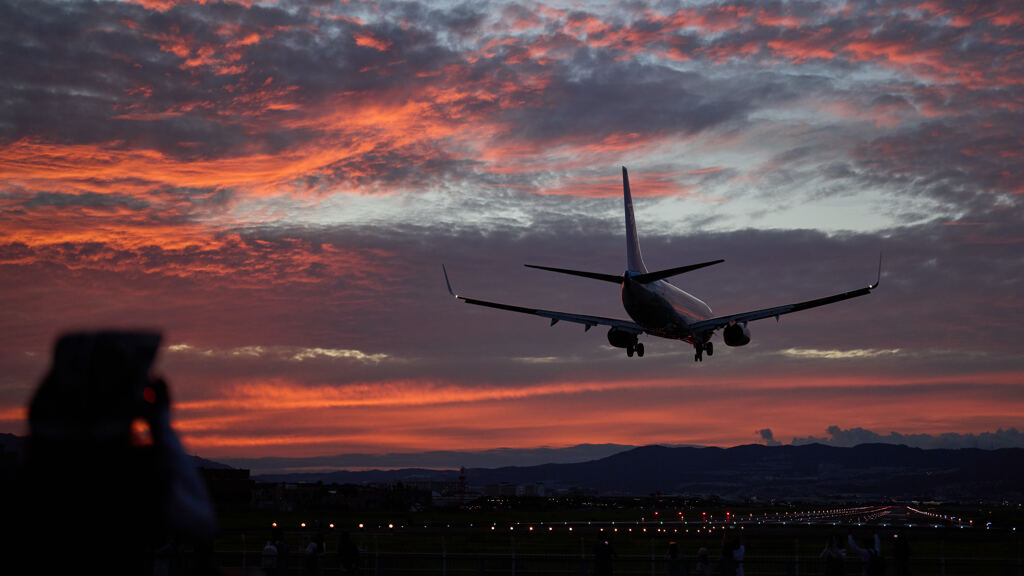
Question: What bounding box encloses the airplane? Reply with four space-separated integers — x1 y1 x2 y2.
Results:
443 167 881 362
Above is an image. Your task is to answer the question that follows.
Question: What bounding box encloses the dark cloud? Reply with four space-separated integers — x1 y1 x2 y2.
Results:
792 425 1024 450
758 428 781 446
497 59 754 144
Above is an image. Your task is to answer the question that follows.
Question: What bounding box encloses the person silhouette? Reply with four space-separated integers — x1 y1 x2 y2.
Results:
262 534 280 575
303 520 327 575
847 531 883 576
666 541 687 576
273 525 291 575
11 331 217 575
820 532 846 576
694 547 711 576
338 530 361 574
720 531 745 576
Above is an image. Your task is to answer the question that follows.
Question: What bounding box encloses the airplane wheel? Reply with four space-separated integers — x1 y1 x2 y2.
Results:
706 342 714 356
626 346 634 358
636 343 644 357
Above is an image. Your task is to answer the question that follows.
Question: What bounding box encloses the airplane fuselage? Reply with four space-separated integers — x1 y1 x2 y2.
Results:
445 166 878 362
621 275 712 343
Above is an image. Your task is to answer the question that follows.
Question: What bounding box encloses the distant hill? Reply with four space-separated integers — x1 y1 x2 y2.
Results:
4 433 1022 502
255 443 1024 502
220 443 640 475
0 432 230 472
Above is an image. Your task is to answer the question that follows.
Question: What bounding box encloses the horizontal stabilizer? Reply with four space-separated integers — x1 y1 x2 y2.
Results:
524 264 623 283
525 258 724 284
631 259 724 284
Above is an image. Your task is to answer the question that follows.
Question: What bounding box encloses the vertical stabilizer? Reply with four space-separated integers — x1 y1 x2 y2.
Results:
622 167 648 273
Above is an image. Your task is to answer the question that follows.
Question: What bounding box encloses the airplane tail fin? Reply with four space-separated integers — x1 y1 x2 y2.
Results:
622 167 648 274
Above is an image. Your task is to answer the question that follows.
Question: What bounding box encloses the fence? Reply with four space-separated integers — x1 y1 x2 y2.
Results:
218 547 1024 576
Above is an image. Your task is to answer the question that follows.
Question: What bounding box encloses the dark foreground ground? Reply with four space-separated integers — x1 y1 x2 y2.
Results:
191 499 1022 575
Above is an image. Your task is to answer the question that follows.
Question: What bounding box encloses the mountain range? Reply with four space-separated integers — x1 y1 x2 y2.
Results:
4 434 1022 502
252 443 1024 503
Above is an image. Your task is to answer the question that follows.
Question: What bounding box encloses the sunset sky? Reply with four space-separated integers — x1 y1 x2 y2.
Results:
1 0 1022 466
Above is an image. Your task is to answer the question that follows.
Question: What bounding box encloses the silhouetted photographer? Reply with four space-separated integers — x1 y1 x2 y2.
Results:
12 331 216 574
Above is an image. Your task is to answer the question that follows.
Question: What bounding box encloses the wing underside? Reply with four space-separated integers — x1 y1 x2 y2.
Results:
443 265 644 334
688 276 880 336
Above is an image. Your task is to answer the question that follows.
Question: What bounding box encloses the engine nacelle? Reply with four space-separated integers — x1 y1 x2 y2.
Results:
607 327 638 349
723 322 751 347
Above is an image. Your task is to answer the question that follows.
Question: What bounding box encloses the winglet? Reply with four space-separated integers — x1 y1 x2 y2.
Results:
870 253 883 290
442 264 457 297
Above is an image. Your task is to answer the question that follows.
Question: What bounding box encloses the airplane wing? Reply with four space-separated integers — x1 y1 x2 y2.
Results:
443 265 645 334
687 260 882 335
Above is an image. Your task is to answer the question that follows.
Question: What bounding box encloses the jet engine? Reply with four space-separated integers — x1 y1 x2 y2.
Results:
607 327 638 349
723 322 751 347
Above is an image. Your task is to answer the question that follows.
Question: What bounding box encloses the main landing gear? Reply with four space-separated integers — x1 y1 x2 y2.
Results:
626 342 645 358
693 341 713 362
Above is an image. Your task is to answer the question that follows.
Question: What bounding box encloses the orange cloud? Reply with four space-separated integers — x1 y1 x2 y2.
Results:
843 38 988 88
159 369 1024 458
766 35 836 63
354 33 393 52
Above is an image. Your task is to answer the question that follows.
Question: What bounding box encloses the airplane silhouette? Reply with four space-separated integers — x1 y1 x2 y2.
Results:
444 167 880 361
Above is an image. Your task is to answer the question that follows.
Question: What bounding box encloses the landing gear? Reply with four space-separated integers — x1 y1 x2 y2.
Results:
609 328 645 359
693 341 712 362
626 341 645 358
